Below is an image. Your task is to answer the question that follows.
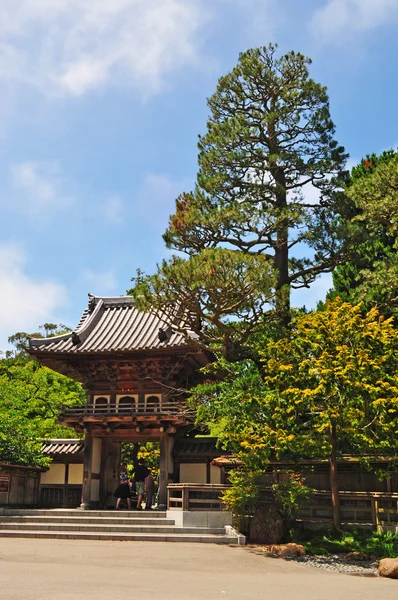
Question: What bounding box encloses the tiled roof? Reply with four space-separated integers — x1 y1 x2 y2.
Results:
29 295 195 354
41 439 84 455
174 438 228 458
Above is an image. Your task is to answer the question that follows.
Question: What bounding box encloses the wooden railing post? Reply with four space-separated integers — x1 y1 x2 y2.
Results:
371 495 377 527
182 486 189 511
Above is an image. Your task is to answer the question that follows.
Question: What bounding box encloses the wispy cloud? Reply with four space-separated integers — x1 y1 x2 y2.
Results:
0 0 208 99
0 242 67 345
80 268 118 294
311 0 398 39
10 161 74 214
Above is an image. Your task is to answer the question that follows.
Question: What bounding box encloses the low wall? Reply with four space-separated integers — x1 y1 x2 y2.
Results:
168 510 232 528
0 464 44 507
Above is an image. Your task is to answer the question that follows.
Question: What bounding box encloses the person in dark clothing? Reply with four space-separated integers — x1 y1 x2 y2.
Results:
114 465 131 510
133 459 150 510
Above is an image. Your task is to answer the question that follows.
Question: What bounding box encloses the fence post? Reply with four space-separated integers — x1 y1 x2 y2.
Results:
371 495 379 527
182 486 189 511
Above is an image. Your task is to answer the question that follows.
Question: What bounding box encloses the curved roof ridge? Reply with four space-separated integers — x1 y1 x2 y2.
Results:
29 298 105 348
75 298 104 343
88 294 135 306
28 292 200 354
29 330 72 348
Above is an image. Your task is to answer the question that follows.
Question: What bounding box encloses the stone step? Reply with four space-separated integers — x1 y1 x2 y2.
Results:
2 509 167 518
0 522 225 534
0 516 175 525
0 530 237 543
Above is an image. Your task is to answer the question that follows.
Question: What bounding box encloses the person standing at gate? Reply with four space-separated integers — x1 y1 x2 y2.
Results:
144 469 155 510
133 459 149 510
114 465 131 510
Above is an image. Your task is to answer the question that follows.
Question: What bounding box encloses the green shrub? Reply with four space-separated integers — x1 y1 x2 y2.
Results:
291 527 398 558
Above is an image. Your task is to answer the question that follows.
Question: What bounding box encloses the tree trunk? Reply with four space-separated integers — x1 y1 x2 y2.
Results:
329 421 341 529
273 169 290 327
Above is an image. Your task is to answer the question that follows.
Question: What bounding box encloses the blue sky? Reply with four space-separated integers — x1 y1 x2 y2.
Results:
1 0 398 348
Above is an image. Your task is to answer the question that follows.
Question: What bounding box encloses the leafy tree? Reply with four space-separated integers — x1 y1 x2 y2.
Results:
192 299 398 529
132 249 276 359
262 299 398 528
0 417 50 468
7 323 71 358
328 149 398 314
0 326 85 467
130 44 347 356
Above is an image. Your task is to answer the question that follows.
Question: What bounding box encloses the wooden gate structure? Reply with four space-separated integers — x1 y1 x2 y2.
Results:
28 294 210 509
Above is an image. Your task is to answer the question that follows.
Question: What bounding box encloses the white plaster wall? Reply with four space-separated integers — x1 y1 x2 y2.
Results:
40 463 65 485
68 463 83 485
180 463 207 483
210 465 221 484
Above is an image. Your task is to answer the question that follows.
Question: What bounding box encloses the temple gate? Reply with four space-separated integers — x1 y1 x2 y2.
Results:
28 294 210 509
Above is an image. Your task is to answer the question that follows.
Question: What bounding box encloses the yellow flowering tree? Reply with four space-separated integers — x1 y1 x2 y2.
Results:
262 298 398 527
193 299 398 529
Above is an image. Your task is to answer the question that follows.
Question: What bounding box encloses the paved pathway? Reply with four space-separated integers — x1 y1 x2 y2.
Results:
0 539 397 600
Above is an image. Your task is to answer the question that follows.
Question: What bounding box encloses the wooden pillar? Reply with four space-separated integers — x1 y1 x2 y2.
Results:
158 432 169 509
99 438 108 508
80 426 93 509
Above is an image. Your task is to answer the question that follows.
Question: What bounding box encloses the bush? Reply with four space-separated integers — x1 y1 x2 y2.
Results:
272 473 313 521
291 527 398 558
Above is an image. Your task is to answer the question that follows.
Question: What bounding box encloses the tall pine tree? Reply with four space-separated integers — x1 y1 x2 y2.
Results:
131 45 347 357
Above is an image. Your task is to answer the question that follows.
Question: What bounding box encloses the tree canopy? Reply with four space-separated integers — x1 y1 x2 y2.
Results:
328 149 398 315
193 299 398 527
0 326 85 467
130 44 348 357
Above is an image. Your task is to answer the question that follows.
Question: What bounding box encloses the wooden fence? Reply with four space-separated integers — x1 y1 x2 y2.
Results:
167 484 230 511
166 484 398 531
259 489 398 528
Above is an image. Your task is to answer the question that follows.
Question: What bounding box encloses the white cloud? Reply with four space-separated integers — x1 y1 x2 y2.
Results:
0 243 67 346
0 0 208 98
11 161 74 213
311 0 398 39
80 269 117 294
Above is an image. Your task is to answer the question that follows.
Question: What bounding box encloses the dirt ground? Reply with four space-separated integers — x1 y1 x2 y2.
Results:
0 538 396 600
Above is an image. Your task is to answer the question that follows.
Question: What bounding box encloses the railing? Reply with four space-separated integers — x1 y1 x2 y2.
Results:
260 489 398 527
63 400 193 417
167 484 231 511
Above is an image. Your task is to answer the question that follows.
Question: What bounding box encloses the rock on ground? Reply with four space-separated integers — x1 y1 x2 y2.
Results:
266 543 306 557
378 558 398 579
